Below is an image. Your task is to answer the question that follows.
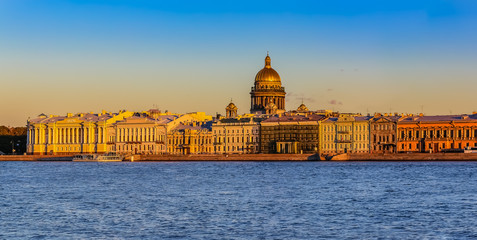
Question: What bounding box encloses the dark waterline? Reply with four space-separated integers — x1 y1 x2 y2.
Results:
1 161 477 239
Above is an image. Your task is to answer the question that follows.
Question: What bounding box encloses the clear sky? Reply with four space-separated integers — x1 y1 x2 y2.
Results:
1 0 477 126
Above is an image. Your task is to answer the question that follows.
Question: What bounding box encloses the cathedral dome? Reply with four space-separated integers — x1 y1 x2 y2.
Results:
255 54 281 82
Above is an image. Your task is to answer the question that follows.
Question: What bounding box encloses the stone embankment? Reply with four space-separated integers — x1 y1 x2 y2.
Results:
331 153 477 161
0 155 73 161
2 153 477 161
139 154 322 161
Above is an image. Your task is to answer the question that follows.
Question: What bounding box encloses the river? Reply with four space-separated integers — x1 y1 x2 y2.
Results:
1 161 477 239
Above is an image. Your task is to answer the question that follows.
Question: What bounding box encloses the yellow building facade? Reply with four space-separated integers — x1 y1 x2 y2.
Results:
212 117 261 154
27 111 134 155
167 123 213 154
321 114 371 154
114 115 174 155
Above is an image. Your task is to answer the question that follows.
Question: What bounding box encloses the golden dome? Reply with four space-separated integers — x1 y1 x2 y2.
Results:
226 102 238 111
297 103 309 112
255 54 281 82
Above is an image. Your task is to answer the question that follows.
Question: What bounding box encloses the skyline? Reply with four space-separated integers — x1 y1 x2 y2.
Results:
2 0 477 126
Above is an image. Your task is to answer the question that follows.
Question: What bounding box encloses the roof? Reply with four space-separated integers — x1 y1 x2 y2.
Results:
324 116 372 123
29 112 124 124
171 123 211 132
398 114 477 123
219 117 262 124
262 114 326 123
29 116 66 124
370 115 401 122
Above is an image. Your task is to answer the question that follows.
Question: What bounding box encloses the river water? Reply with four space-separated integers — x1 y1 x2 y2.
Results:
1 161 477 239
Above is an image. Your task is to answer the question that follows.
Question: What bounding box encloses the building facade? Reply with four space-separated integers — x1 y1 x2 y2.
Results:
397 114 477 153
260 114 326 154
250 54 286 114
321 114 370 154
167 123 213 154
212 117 261 154
369 114 399 153
113 115 174 155
27 111 134 155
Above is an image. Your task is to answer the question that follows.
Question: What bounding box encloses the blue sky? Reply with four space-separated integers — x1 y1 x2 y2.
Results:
1 0 477 126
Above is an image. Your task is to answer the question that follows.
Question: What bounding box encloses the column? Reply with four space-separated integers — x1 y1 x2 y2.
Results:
27 128 31 145
84 128 88 144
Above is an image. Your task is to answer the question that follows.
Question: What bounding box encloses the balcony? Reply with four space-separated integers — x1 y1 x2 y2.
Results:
336 140 352 143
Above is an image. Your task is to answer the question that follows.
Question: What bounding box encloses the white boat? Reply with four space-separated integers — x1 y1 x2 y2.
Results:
464 147 477 153
73 152 124 162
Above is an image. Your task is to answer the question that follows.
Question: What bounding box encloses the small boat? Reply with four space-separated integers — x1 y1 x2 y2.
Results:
72 154 96 161
73 152 124 162
96 152 124 161
464 147 477 154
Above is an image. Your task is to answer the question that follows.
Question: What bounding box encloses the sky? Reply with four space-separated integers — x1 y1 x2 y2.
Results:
1 0 477 126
